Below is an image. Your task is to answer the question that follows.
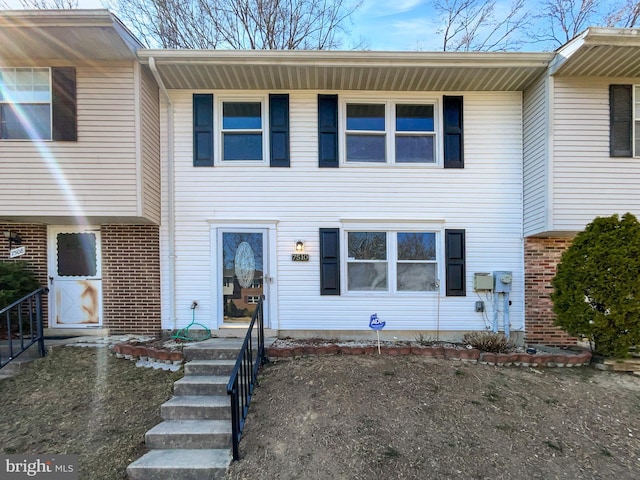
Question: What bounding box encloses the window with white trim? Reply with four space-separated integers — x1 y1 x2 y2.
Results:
346 230 438 292
219 98 265 162
0 67 51 140
635 85 640 156
343 99 437 164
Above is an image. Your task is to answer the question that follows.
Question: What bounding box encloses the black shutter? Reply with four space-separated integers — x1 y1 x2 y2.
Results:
320 228 340 295
445 229 465 296
318 94 339 168
443 96 464 168
610 85 633 157
269 94 290 167
51 67 77 141
193 94 214 166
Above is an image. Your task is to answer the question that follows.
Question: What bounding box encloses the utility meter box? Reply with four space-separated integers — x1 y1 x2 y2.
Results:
473 273 494 291
493 271 513 293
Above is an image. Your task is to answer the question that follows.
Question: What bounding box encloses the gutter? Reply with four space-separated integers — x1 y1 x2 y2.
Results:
148 56 177 330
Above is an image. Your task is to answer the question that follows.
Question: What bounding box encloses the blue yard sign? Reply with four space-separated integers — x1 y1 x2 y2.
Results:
369 313 385 330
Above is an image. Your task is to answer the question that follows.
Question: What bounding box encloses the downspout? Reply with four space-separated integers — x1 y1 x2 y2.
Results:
149 57 177 330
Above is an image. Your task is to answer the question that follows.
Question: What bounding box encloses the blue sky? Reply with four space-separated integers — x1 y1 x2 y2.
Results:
2 0 610 51
2 0 447 50
349 0 443 50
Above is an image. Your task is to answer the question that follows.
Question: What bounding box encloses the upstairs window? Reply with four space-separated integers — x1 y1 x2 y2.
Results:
343 100 437 165
0 67 51 140
221 100 264 162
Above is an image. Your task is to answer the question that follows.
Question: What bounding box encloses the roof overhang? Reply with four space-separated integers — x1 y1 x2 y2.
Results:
0 9 143 62
138 50 553 91
550 27 640 77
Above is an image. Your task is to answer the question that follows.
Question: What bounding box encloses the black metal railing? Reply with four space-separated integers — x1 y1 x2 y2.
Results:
0 288 48 370
227 295 266 461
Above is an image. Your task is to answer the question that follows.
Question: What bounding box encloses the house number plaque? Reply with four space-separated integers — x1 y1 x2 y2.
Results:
291 254 309 262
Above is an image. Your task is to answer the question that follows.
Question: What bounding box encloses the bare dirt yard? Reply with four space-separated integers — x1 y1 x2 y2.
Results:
0 346 180 479
226 355 640 480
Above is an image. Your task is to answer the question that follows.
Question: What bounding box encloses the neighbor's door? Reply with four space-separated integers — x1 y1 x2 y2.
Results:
49 227 102 328
220 230 268 326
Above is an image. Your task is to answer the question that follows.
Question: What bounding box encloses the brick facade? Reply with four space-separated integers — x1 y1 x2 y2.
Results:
0 223 49 324
101 225 161 335
1 223 161 335
524 237 577 346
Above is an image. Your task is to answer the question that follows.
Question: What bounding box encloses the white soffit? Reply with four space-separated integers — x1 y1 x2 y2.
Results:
138 50 553 91
551 27 640 77
0 9 142 61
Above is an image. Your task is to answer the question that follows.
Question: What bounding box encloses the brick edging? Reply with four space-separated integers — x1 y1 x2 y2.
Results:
267 344 592 367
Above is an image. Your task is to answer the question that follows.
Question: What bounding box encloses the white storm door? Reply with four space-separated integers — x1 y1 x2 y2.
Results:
49 227 102 328
219 229 268 326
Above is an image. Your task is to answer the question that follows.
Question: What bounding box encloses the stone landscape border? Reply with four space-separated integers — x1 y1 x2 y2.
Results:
267 343 593 368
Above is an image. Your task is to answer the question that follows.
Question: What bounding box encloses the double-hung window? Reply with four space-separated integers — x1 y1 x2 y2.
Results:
344 100 437 164
221 100 264 162
635 85 640 156
346 230 438 293
0 67 51 140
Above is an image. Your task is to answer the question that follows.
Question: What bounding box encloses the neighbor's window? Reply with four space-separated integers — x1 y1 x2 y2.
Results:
0 67 51 140
344 100 436 164
222 101 263 161
635 85 640 156
346 230 438 292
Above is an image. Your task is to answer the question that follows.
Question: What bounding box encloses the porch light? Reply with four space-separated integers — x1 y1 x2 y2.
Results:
3 230 22 249
295 240 304 252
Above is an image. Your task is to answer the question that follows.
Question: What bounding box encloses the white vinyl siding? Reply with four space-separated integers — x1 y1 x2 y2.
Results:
139 66 161 224
551 77 640 232
161 90 524 334
0 61 159 223
523 74 549 236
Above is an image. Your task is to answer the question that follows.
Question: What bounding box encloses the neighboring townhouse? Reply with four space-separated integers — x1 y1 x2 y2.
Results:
0 10 162 335
523 28 640 346
140 49 554 341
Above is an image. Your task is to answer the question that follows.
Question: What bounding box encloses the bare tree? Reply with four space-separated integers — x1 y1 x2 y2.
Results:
432 0 529 51
605 0 640 27
532 0 603 47
0 0 79 7
109 0 361 49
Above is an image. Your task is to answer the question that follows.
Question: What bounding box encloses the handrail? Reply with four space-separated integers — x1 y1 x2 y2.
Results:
0 287 48 369
226 295 266 461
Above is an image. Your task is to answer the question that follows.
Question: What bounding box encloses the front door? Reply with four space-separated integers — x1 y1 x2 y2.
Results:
220 230 267 326
49 227 102 328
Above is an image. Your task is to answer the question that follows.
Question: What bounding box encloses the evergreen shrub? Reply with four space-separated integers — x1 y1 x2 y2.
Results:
551 213 640 357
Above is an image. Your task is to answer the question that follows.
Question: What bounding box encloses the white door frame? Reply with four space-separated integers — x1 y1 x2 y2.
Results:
48 226 103 328
210 221 278 330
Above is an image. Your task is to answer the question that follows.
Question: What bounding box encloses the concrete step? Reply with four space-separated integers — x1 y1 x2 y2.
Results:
183 338 244 361
0 374 12 381
0 343 43 360
0 357 36 376
162 395 231 420
145 420 232 449
174 375 229 396
127 449 231 480
185 359 237 376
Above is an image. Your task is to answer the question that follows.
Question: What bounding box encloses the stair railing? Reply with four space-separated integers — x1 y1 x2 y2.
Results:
0 287 48 369
226 295 266 460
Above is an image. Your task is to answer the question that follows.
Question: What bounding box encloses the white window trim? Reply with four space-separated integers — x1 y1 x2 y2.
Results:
0 67 52 141
341 221 443 295
634 85 639 157
339 96 442 166
216 94 269 165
